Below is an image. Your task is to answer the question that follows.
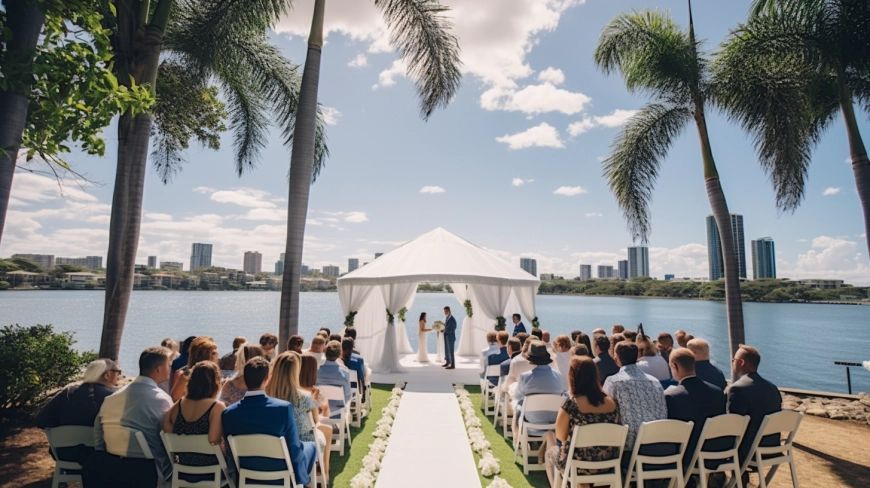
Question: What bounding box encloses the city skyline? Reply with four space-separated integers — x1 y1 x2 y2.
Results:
1 1 867 284
707 214 747 281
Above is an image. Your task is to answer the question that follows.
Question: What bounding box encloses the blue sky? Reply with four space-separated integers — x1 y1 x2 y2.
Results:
3 0 869 283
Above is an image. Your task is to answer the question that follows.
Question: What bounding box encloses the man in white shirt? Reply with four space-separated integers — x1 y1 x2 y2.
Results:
480 331 500 377
307 335 327 366
88 347 174 487
504 339 535 396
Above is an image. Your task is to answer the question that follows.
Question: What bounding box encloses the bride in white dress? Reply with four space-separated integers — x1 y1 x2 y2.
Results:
416 312 432 362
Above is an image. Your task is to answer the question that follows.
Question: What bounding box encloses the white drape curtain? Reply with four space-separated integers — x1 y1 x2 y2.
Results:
514 286 538 322
371 282 417 373
460 283 513 355
452 284 475 356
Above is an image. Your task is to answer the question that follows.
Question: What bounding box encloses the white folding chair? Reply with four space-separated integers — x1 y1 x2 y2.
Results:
733 411 803 488
623 419 694 488
347 370 364 428
482 365 501 415
44 426 95 488
557 423 628 488
492 376 506 424
228 434 307 488
499 386 515 439
103 422 154 459
685 414 749 488
160 432 235 488
513 393 563 474
318 384 352 456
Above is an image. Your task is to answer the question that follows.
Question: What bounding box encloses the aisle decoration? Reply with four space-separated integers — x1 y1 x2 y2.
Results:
349 385 406 488
455 385 503 483
463 299 474 318
344 311 358 327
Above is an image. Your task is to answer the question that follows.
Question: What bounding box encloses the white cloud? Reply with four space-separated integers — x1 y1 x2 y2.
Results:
209 188 277 208
343 211 368 223
512 177 534 187
348 53 368 68
496 123 564 150
537 67 565 85
373 59 405 89
192 186 215 194
9 172 98 205
584 212 603 217
783 235 870 283
419 185 446 194
481 83 590 115
553 185 587 196
321 106 341 126
822 187 841 196
568 109 638 136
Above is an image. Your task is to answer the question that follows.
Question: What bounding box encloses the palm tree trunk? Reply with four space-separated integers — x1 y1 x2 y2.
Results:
0 0 45 246
99 1 170 359
836 77 870 257
279 0 325 351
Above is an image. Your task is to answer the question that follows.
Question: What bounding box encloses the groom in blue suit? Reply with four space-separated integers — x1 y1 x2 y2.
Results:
222 357 317 486
442 306 457 369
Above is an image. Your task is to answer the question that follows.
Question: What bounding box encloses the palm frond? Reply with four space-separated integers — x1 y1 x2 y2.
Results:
173 0 292 37
603 103 692 243
374 0 462 119
222 71 270 176
594 11 697 100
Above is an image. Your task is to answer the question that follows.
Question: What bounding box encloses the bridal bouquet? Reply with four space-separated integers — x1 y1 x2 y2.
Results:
432 320 445 332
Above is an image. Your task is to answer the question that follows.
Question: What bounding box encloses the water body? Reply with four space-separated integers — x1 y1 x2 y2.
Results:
1 291 868 393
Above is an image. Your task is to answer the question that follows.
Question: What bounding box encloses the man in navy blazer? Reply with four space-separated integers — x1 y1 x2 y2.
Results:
727 345 781 464
511 313 526 336
222 357 316 486
443 306 457 369
485 331 510 386
664 349 725 466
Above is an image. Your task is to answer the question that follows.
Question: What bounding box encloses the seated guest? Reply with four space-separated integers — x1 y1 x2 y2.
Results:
530 328 543 340
259 333 279 360
287 335 305 354
727 345 781 464
551 335 573 384
576 332 593 356
636 337 671 381
162 338 180 361
499 338 522 380
222 358 316 487
89 347 174 487
328 333 343 344
36 359 121 464
687 338 727 390
511 313 527 336
162 361 226 483
480 331 501 377
675 329 689 348
592 334 618 384
171 336 197 377
611 324 625 335
307 335 327 365
603 342 666 450
267 352 332 480
219 336 247 372
591 327 606 337
623 330 638 342
515 331 530 349
541 330 551 347
319 327 331 337
220 345 265 405
340 338 367 399
657 332 674 362
485 331 510 386
504 338 534 392
609 332 625 357
664 349 725 467
572 344 590 357
299 354 332 421
570 330 583 344
317 340 352 407
172 336 220 401
543 356 620 487
511 341 565 433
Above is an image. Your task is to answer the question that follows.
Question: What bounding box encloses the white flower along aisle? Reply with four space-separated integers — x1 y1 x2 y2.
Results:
455 386 511 488
349 386 405 488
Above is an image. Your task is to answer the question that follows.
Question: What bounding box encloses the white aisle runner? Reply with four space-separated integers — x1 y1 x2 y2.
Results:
375 362 480 488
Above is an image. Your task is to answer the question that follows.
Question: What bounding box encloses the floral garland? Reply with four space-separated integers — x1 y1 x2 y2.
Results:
454 386 510 487
397 307 408 322
531 316 541 329
494 316 507 331
463 299 474 318
349 385 405 488
344 311 358 327
385 309 395 325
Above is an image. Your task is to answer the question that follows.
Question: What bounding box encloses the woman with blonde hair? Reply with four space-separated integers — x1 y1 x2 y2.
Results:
171 337 219 401
219 344 265 405
267 351 332 480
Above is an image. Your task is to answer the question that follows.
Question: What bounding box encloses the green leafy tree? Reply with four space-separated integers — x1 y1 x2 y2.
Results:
594 1 745 360
713 0 870 255
278 0 462 347
0 0 150 246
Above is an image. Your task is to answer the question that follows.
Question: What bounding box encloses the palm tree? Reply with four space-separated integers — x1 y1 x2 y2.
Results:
99 0 327 359
594 2 746 359
278 0 462 348
713 0 870 255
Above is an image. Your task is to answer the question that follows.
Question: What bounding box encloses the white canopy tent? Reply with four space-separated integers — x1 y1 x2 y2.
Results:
337 227 540 373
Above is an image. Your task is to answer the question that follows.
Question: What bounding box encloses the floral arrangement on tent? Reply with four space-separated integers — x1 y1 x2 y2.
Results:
397 307 408 322
344 311 358 327
349 385 405 488
531 316 541 329
463 299 473 318
494 316 507 331
455 385 510 487
432 320 445 333
386 309 395 325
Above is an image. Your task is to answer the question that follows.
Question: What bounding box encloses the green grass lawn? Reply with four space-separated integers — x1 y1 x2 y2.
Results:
463 385 549 488
330 383 396 488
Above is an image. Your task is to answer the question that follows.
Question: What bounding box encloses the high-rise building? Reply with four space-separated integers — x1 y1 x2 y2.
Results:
301 264 310 276
627 246 649 278
12 253 55 271
597 265 615 279
374 252 384 259
322 265 340 277
348 258 360 273
147 256 157 268
56 256 103 270
160 261 183 271
520 257 538 277
274 253 285 275
579 264 592 281
190 243 213 271
706 214 746 280
751 237 776 279
617 260 629 280
243 251 262 274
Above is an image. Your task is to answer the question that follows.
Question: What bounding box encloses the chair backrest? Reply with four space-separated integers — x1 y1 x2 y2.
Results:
698 414 749 443
103 422 154 459
348 369 359 386
45 426 95 450
161 431 217 457
569 423 628 450
759 410 802 438
318 384 345 403
228 434 296 486
485 364 501 378
635 419 694 446
523 393 564 414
